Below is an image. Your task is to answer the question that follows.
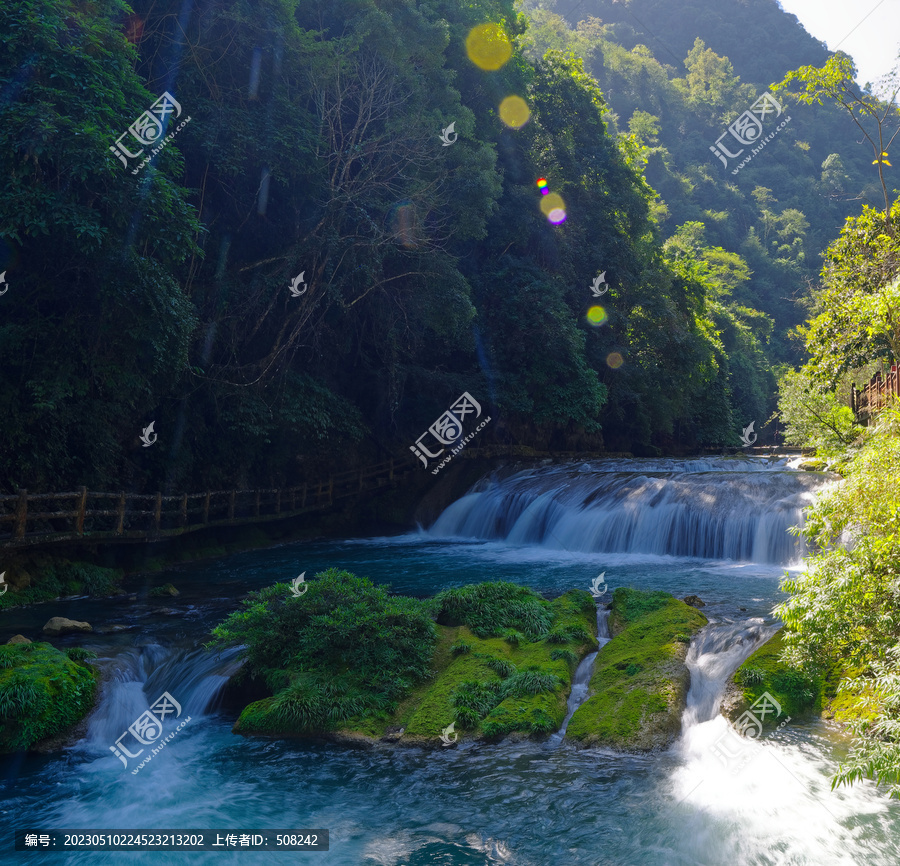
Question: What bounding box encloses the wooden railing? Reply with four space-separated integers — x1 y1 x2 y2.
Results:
851 365 899 424
0 457 419 549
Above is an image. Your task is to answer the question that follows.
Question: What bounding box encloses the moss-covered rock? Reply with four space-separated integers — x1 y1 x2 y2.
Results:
0 642 99 753
565 588 707 751
720 630 823 728
220 574 598 747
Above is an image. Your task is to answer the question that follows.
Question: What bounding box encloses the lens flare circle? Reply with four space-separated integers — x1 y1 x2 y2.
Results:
540 192 564 216
466 23 513 71
606 352 624 368
499 95 530 128
587 306 608 326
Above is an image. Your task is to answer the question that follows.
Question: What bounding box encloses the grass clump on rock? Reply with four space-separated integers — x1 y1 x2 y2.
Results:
0 642 99 752
723 630 822 728
566 587 707 751
210 568 437 736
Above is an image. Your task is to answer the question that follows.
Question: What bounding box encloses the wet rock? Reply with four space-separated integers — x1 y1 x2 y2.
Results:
380 726 405 743
6 634 32 645
42 617 93 636
149 582 180 598
95 624 133 634
683 595 706 608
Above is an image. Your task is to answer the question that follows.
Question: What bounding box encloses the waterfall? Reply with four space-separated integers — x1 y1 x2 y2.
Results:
79 644 243 756
550 608 611 744
681 619 776 729
428 458 828 563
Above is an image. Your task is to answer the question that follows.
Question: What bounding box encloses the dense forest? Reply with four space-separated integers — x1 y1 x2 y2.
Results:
0 0 889 496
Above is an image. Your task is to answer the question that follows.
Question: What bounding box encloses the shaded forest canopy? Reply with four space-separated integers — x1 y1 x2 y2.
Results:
0 0 885 494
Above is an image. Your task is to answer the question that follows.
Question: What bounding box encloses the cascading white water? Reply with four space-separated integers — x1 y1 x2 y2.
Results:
550 608 611 744
428 458 828 563
79 644 243 757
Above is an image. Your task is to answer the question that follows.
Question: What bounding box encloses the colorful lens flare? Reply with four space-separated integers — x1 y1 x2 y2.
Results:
548 208 566 224
606 352 624 368
587 306 608 326
536 178 548 195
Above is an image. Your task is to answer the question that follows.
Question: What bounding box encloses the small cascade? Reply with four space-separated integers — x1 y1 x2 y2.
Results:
551 608 611 744
428 458 829 563
80 644 244 754
681 619 776 730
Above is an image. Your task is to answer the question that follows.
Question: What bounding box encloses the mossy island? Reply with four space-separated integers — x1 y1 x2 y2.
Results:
210 570 708 750
0 641 99 754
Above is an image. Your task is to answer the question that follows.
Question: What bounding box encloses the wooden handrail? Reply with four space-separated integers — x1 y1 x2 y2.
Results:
0 455 421 549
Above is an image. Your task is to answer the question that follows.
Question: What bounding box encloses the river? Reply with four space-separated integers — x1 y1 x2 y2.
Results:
2 456 899 864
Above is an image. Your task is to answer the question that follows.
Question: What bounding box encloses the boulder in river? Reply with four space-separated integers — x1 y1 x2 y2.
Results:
149 582 180 598
42 617 93 636
682 595 706 608
6 635 31 645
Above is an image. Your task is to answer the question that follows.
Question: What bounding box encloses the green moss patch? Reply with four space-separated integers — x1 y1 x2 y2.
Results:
727 630 823 726
566 588 707 750
0 642 99 752
215 573 599 745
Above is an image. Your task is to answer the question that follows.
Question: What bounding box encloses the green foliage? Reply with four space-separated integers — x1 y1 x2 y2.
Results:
775 410 900 794
0 642 98 752
550 648 578 664
776 367 863 456
434 582 553 640
736 666 765 686
450 641 472 656
211 569 436 732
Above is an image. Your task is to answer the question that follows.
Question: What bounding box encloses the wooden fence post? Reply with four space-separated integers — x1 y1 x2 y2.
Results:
154 492 162 532
116 492 126 535
180 493 188 526
228 491 236 520
203 492 210 524
75 487 88 535
14 489 27 539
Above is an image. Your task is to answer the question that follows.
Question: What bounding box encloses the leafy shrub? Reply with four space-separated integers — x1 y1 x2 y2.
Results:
454 706 482 729
771 669 817 705
737 666 765 686
673 633 692 644
624 663 642 677
211 569 436 731
550 649 577 664
434 582 553 640
545 625 592 644
450 641 472 656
